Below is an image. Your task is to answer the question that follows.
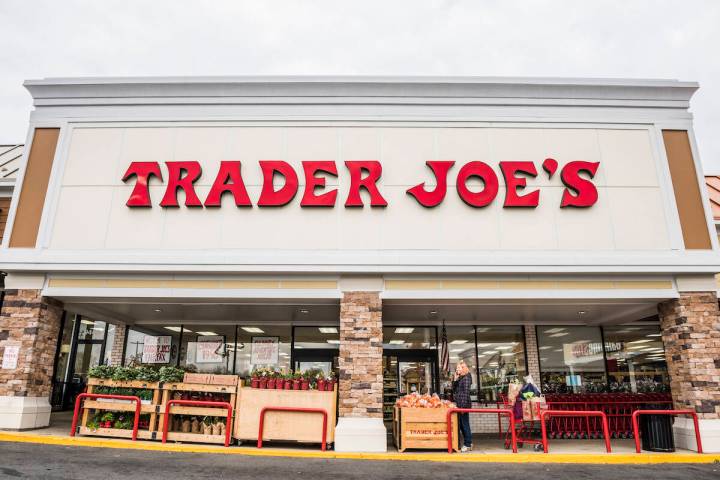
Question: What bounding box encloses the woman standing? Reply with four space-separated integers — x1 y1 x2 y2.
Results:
452 361 473 452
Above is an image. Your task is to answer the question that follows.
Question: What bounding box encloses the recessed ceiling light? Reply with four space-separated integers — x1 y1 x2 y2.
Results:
549 332 569 337
429 310 438 315
326 339 340 344
553 349 563 352
196 331 218 336
389 340 405 345
477 343 491 347
544 328 566 334
476 328 489 333
482 350 496 355
646 333 662 337
451 348 465 353
319 327 338 334
154 308 162 313
395 328 414 334
573 339 591 344
300 309 309 314
450 340 469 344
495 345 512 350
279 352 289 356
540 357 548 361
539 346 552 350
501 353 514 357
578 311 587 315
80 319 93 325
241 327 264 333
164 326 185 333
628 339 652 344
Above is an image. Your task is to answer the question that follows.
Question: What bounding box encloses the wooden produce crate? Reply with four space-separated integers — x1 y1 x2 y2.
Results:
393 406 459 452
234 387 337 445
77 378 161 439
159 381 239 445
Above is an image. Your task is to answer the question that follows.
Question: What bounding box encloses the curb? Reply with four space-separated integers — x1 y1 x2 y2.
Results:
0 432 717 464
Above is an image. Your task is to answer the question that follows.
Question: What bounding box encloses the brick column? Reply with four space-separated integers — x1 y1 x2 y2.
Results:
335 291 386 452
108 324 127 366
523 324 541 382
658 291 720 452
0 289 63 429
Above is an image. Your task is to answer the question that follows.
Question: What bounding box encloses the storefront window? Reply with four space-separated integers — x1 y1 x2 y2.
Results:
124 325 182 366
440 326 478 401
603 324 669 393
292 326 340 349
383 327 437 349
538 326 606 393
476 326 526 402
180 324 236 374
233 325 291 377
103 324 116 365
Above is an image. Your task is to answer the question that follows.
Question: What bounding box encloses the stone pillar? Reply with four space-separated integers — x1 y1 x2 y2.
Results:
658 291 720 452
0 289 63 430
108 324 127 366
523 324 541 382
334 291 386 452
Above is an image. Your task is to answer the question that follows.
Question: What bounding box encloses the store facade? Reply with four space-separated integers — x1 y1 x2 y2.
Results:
1 76 720 452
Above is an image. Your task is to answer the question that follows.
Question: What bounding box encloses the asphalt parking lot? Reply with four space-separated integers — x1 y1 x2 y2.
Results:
1 441 719 480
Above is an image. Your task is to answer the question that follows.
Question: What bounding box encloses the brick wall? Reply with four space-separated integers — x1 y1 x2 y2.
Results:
524 324 540 382
338 291 383 418
659 291 720 419
108 324 127 366
0 289 63 398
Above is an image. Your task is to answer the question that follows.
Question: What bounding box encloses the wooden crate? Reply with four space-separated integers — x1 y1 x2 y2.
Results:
78 378 162 439
234 387 337 445
393 406 459 452
158 381 239 444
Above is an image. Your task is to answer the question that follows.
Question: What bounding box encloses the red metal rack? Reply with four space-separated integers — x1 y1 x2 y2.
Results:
540 410 611 453
631 409 702 454
70 393 142 441
161 399 233 447
445 407 517 453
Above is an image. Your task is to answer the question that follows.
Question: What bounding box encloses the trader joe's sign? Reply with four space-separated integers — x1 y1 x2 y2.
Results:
122 159 599 209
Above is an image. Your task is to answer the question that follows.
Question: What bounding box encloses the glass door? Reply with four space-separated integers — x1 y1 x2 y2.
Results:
382 351 438 423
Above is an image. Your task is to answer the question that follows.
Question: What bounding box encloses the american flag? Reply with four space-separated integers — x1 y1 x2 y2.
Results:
440 320 450 374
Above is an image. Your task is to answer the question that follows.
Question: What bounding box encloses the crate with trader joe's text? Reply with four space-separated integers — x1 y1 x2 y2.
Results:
393 406 459 452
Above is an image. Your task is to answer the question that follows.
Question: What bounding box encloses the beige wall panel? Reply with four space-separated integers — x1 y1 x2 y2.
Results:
47 126 673 253
608 188 670 250
598 129 658 187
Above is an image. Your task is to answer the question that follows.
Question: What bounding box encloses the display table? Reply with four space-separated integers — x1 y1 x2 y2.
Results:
393 406 459 452
234 387 337 446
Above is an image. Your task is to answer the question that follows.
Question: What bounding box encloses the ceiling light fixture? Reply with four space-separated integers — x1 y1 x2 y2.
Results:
300 309 309 314
477 343 491 347
241 327 264 333
153 308 162 313
429 310 438 315
549 332 569 337
450 340 469 345
389 340 405 345
164 326 185 333
319 327 338 334
196 331 218 336
394 328 414 334
544 328 566 334
578 311 587 315
326 339 340 344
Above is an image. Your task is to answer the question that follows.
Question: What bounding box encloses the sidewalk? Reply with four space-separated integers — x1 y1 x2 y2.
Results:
1 412 715 464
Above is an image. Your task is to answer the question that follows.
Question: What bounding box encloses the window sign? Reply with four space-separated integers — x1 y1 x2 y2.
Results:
251 337 279 365
195 335 225 364
1 345 20 370
142 335 171 364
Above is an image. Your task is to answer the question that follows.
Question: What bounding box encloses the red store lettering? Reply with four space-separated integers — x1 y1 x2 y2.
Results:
121 159 599 209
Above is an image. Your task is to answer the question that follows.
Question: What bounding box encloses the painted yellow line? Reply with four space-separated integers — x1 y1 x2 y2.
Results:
0 432 717 464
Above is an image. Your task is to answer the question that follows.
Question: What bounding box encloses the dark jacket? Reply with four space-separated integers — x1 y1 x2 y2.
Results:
452 373 472 408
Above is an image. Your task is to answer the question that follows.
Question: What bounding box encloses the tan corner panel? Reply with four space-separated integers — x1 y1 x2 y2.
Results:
663 130 712 249
9 128 60 248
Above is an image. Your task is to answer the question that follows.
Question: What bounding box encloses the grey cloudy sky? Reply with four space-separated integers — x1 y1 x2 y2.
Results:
1 1 719 171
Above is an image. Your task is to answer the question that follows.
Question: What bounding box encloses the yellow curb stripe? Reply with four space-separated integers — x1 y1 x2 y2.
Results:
0 432 717 464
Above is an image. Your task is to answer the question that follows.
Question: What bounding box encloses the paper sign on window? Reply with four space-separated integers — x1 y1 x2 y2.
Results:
142 335 171 364
251 336 279 365
195 335 225 363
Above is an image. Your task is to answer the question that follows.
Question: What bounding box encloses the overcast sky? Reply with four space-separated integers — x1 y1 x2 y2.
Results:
1 1 719 171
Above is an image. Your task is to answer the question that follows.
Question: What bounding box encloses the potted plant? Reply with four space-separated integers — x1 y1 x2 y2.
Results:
300 371 310 390
316 372 326 392
267 370 276 389
250 369 260 388
100 412 115 428
292 372 301 390
258 368 269 389
283 373 293 390
325 371 336 391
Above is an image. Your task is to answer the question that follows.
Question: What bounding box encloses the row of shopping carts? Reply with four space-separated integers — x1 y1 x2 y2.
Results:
543 393 672 439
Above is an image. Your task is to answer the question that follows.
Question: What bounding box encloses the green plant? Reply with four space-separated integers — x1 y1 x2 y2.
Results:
88 365 116 379
304 368 324 380
100 412 115 423
134 366 161 383
111 366 137 382
158 366 185 383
